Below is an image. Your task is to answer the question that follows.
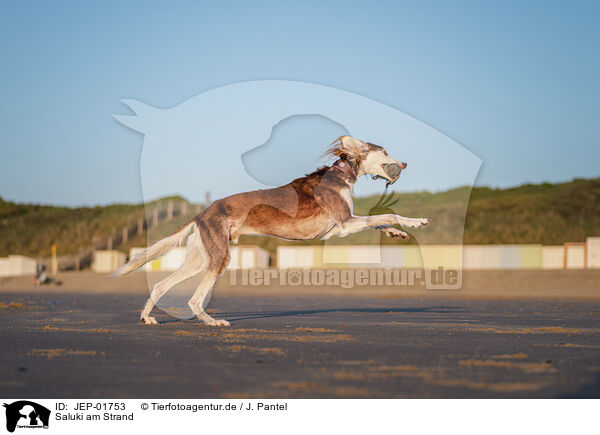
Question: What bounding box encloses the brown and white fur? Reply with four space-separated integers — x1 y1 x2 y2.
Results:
114 136 430 325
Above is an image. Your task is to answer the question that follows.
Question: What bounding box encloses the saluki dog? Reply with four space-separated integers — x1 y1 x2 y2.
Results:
115 136 430 325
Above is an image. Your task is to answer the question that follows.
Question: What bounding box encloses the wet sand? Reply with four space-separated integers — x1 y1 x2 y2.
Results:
1 270 599 398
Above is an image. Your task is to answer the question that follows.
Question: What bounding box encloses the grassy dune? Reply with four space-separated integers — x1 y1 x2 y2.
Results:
0 197 184 257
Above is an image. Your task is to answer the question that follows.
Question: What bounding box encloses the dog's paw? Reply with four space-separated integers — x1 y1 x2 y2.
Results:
141 316 158 325
383 227 409 239
403 218 431 229
206 319 231 327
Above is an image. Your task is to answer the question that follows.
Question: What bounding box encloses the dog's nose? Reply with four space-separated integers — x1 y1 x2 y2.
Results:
400 162 407 169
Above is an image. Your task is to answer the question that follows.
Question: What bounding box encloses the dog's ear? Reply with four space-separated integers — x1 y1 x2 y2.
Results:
323 136 365 161
339 136 364 153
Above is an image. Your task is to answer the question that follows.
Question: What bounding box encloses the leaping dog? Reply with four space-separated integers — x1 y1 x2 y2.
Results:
115 136 431 325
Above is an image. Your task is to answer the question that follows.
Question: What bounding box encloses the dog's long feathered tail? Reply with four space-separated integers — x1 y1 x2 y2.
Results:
113 221 196 277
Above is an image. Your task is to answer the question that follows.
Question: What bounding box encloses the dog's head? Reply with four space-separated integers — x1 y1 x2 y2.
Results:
324 136 407 187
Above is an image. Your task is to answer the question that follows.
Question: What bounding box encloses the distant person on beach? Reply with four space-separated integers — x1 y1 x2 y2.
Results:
34 265 48 285
34 265 61 286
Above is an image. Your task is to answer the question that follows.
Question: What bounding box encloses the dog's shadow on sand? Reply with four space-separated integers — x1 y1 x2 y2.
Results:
214 306 463 322
157 306 464 324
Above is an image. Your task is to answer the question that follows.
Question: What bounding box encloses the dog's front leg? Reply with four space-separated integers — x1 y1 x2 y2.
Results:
315 186 429 240
322 214 430 240
323 223 409 240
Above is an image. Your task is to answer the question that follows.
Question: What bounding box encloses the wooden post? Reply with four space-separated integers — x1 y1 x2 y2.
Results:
167 199 174 219
122 226 128 243
51 243 58 275
181 201 187 216
107 236 113 250
137 216 144 235
153 205 159 227
205 191 211 207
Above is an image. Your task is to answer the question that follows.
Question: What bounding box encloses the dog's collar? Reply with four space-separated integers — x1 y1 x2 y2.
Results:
332 158 358 181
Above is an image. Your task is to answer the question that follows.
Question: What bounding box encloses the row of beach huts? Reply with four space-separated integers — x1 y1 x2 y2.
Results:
94 237 600 273
1 237 599 277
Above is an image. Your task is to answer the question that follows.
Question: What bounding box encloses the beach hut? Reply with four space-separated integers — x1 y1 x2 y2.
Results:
587 237 600 269
0 255 38 277
277 246 318 269
229 246 270 269
542 246 565 269
564 243 586 269
92 250 126 274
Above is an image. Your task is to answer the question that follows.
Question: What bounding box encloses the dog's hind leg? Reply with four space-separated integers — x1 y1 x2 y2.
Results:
188 247 231 326
187 220 232 326
187 272 229 326
140 236 206 325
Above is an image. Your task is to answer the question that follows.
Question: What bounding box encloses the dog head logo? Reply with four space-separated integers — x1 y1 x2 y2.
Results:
3 401 50 433
114 80 481 305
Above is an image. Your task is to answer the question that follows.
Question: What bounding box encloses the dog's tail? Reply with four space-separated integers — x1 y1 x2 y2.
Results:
113 221 196 277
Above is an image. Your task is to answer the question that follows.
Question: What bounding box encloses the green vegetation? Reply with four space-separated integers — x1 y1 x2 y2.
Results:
1 178 599 258
0 196 185 257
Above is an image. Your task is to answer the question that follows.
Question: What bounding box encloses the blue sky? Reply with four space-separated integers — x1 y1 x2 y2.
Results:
0 0 598 206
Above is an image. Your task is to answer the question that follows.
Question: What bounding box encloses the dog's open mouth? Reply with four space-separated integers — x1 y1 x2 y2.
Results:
371 174 400 187
372 163 402 187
